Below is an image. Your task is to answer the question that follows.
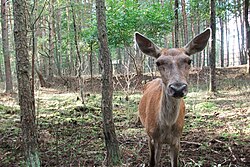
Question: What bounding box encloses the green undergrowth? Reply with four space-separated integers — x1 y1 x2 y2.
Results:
0 79 249 166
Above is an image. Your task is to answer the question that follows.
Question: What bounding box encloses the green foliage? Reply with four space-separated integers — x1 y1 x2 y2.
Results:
188 0 210 21
106 0 173 47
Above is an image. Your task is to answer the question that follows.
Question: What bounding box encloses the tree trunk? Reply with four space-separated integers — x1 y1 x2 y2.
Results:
89 42 93 90
171 30 175 47
13 0 40 166
66 6 73 75
245 0 250 74
210 0 216 92
48 0 55 79
71 0 84 104
219 16 224 67
181 0 188 44
235 12 243 65
116 48 122 74
55 9 62 76
0 60 3 81
225 12 230 67
239 0 246 64
35 66 47 87
1 0 13 93
190 16 195 66
174 0 179 47
96 0 121 165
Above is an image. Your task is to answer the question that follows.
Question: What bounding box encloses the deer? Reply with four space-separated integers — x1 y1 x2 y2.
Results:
135 28 211 167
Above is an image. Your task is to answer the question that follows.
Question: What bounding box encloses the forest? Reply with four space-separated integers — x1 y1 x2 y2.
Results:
0 0 249 166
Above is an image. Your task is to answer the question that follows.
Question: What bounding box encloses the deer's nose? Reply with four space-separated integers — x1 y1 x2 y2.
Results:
169 83 188 98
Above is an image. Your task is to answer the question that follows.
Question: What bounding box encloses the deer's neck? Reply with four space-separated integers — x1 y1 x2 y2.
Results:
159 84 181 127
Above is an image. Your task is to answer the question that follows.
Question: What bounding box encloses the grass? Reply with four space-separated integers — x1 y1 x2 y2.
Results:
0 72 250 166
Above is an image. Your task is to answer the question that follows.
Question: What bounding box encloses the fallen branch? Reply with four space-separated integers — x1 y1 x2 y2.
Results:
228 146 237 161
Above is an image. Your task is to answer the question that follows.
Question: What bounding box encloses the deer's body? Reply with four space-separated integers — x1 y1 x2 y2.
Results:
139 78 185 141
135 29 211 167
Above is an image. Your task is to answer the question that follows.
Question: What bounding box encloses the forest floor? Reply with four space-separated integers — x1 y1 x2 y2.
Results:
0 66 250 167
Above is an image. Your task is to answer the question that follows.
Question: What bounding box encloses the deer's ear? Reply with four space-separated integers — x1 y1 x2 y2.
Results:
135 32 161 58
184 28 211 55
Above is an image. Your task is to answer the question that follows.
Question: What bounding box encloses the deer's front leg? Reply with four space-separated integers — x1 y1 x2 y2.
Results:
169 141 180 167
154 139 162 167
148 137 155 167
149 137 162 167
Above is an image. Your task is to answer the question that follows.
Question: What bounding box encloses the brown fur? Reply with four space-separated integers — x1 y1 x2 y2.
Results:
135 29 210 167
139 78 185 143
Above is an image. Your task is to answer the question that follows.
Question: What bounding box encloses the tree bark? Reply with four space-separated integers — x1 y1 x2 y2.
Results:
219 16 224 67
239 0 246 64
71 0 84 104
89 42 93 90
13 0 40 166
225 11 230 67
234 9 243 65
0 60 3 81
245 0 250 73
210 0 216 92
174 0 179 47
48 0 55 79
55 9 62 76
181 0 188 44
1 0 13 93
96 0 121 165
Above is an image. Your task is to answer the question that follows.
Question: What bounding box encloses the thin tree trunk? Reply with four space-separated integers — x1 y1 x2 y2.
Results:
210 0 216 92
190 16 195 66
174 0 179 47
245 0 250 73
31 15 36 100
235 13 243 65
89 42 93 90
66 6 73 75
219 17 224 67
1 0 13 93
195 20 201 67
225 12 230 67
13 0 40 166
96 0 121 165
48 0 55 79
116 48 122 74
0 61 3 81
181 0 188 44
239 0 246 64
55 9 62 76
171 30 175 47
71 0 84 104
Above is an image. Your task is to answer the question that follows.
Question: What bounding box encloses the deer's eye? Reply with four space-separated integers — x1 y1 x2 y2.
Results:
187 59 192 65
156 61 161 66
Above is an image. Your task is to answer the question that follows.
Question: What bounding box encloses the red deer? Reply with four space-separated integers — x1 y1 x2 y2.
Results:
135 29 211 167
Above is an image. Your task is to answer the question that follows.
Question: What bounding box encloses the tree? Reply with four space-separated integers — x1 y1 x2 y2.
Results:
0 60 3 81
218 0 225 67
48 0 55 79
96 0 121 166
13 0 40 166
245 0 250 73
174 0 179 47
181 0 188 44
71 0 85 104
234 0 243 65
210 0 216 92
1 0 13 93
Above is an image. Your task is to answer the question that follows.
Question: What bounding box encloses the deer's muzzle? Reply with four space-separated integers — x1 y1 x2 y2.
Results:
168 83 188 98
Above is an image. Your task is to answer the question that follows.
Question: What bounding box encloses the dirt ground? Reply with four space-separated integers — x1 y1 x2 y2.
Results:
0 66 250 167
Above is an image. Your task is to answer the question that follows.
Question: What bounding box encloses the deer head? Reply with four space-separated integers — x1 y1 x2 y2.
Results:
135 29 211 98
